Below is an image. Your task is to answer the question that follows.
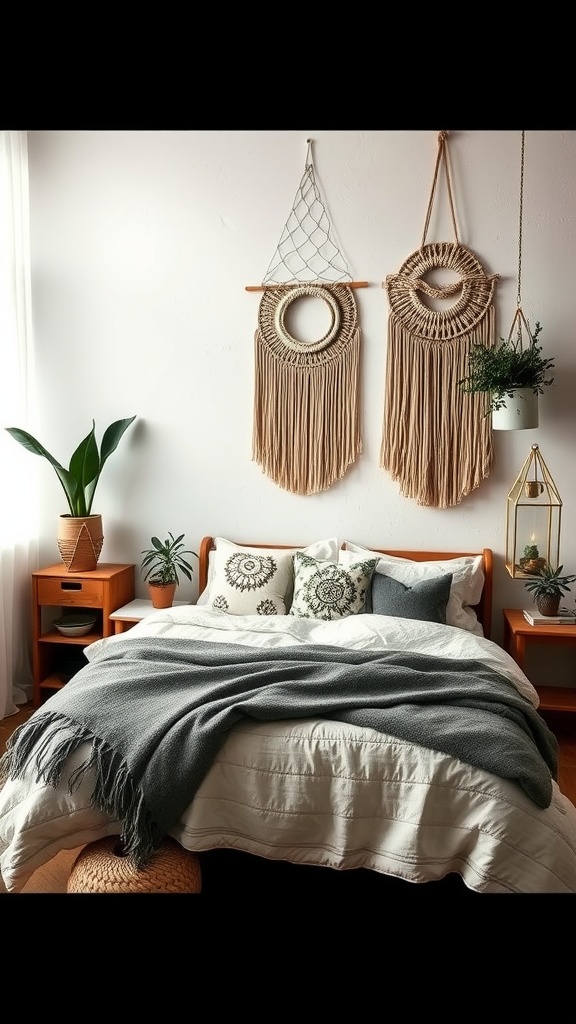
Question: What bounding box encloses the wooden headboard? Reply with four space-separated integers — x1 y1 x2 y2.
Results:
197 538 493 640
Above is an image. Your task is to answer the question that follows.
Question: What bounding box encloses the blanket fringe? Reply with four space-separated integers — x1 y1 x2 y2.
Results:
0 711 161 868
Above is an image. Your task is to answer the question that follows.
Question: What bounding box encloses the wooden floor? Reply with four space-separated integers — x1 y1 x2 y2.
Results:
1 702 575 895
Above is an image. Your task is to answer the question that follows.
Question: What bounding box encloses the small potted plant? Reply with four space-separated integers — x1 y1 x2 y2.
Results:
523 563 576 617
458 321 554 421
140 532 198 609
5 417 136 572
518 543 547 575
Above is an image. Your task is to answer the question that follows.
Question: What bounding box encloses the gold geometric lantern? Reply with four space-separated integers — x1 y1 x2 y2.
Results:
505 443 562 577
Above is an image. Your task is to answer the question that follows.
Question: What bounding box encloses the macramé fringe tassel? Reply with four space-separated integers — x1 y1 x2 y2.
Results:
380 311 494 508
253 326 362 495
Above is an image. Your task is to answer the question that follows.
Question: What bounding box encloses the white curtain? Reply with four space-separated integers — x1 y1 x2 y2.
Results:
0 130 38 718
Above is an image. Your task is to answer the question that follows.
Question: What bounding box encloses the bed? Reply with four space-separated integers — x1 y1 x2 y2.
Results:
1 534 576 895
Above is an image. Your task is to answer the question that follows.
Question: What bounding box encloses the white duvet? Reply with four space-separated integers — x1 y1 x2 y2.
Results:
2 605 576 894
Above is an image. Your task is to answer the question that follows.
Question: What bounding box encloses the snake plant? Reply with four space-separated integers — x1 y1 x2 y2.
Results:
5 416 136 516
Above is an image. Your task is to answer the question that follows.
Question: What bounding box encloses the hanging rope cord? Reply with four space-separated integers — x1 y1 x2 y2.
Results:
380 130 498 508
421 129 460 249
504 130 534 348
517 129 525 310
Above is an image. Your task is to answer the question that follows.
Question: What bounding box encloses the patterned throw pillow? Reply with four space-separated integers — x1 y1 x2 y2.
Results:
206 539 296 615
371 572 453 624
340 543 485 635
290 552 379 620
197 537 339 607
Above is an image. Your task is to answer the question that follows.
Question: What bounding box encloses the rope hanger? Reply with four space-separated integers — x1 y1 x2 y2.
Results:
420 129 460 248
505 130 535 348
246 139 368 291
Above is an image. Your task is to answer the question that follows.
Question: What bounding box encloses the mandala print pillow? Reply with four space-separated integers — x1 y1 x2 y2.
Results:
290 552 379 620
197 537 339 606
207 540 295 615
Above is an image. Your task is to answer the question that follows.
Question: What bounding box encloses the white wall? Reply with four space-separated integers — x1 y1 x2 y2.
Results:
24 130 576 685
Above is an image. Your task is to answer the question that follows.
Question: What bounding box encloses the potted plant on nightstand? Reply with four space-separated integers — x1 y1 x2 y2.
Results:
523 563 576 617
458 320 554 427
140 532 198 609
5 416 137 572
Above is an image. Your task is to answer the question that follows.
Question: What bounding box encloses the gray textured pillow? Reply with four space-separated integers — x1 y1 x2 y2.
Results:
371 572 453 624
290 552 379 620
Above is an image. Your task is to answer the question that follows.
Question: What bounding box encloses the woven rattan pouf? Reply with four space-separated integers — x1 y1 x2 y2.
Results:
67 836 202 893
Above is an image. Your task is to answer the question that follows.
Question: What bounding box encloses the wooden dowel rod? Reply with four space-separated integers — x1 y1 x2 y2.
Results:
245 281 370 292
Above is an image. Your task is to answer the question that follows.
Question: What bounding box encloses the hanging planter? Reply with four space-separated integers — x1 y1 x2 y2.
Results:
492 387 539 430
459 316 554 430
458 134 555 431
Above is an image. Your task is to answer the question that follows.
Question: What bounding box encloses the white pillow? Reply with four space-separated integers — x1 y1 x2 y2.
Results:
198 537 339 614
340 542 484 636
290 551 379 621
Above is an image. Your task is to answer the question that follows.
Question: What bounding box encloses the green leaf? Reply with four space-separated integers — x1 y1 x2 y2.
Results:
5 417 136 517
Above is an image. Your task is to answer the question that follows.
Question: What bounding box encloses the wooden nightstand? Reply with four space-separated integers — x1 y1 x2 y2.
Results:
110 598 189 633
32 563 135 706
502 608 576 712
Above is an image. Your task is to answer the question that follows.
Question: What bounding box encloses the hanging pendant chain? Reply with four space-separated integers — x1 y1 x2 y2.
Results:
516 130 525 310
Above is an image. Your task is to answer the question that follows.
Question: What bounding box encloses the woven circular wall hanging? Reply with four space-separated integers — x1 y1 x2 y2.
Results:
380 132 499 509
386 241 498 341
253 283 361 495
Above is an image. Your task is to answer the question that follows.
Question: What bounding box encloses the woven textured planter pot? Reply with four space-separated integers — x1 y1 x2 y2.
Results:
535 593 561 617
148 581 177 608
57 514 104 572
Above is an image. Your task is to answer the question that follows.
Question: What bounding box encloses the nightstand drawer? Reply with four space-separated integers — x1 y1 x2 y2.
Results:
36 577 105 608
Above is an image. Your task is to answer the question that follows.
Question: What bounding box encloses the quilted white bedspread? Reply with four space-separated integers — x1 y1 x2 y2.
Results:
2 606 576 894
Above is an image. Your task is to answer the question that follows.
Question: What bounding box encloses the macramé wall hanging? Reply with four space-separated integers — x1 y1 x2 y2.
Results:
248 139 367 495
380 130 500 509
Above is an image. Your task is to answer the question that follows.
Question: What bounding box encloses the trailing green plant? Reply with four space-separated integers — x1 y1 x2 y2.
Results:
523 563 576 601
5 417 136 517
458 321 554 415
141 532 198 586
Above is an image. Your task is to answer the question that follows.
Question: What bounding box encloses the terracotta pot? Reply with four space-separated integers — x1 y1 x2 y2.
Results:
535 593 561 617
148 582 177 609
57 514 104 572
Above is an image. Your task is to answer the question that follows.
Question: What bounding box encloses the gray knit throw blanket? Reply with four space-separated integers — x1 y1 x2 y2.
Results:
0 638 558 867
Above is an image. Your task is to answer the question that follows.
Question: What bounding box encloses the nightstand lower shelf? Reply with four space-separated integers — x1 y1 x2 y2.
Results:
32 562 135 706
